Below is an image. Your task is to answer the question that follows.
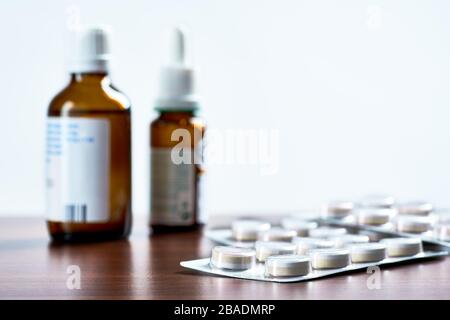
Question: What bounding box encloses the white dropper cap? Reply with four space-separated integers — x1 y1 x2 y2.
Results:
156 27 198 110
68 25 112 74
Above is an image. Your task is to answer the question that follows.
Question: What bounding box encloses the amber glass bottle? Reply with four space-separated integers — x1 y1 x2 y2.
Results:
46 27 132 241
150 27 206 232
150 110 205 232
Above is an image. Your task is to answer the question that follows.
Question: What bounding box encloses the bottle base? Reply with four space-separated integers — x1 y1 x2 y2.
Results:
150 223 203 234
47 220 131 243
49 230 129 243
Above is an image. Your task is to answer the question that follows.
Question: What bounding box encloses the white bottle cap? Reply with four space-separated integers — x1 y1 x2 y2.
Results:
309 248 351 269
210 246 256 270
156 27 198 110
231 219 271 241
255 241 296 262
68 25 112 73
280 218 318 237
258 227 297 242
350 243 386 263
265 255 311 277
380 238 423 257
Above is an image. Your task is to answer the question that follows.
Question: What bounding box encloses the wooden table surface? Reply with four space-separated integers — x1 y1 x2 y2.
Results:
1 217 449 300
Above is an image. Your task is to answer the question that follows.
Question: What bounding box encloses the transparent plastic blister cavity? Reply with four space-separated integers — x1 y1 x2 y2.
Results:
322 197 450 250
326 211 450 250
182 215 447 283
180 250 446 283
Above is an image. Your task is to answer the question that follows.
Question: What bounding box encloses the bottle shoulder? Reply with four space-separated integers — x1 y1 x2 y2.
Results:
48 80 131 115
151 111 204 128
151 112 205 148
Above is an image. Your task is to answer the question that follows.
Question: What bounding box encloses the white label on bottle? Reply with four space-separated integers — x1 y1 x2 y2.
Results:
150 148 195 226
46 117 110 222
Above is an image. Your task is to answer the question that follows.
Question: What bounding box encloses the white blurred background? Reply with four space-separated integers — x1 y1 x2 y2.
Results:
1 0 450 218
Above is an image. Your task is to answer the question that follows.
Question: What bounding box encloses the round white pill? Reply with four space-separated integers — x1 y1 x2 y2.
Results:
293 237 335 255
396 216 432 234
281 218 318 236
380 238 423 257
322 201 354 218
258 227 297 242
255 241 297 262
397 201 433 216
360 194 395 209
330 234 370 248
231 219 271 241
210 246 256 270
309 227 347 239
356 208 395 226
310 248 351 269
265 255 311 277
350 243 387 263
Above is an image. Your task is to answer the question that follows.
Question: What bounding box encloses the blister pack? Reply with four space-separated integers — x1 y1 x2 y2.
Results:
180 216 448 283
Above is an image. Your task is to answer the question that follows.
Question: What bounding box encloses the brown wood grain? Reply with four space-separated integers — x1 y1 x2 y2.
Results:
0 217 449 299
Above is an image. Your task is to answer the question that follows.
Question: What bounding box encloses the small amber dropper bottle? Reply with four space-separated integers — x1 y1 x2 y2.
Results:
46 26 132 241
150 27 206 233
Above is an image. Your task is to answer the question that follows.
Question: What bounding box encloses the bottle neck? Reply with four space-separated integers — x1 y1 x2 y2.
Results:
158 109 196 121
69 72 111 86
